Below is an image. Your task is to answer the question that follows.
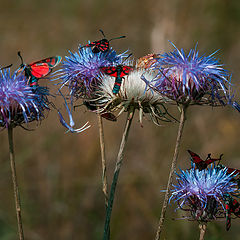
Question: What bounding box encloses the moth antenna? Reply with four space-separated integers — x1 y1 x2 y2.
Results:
99 29 106 38
219 154 223 160
109 35 126 42
0 64 13 70
17 51 24 66
122 53 133 64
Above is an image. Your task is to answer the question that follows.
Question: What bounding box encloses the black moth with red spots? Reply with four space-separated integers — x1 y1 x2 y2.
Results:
17 51 61 90
223 194 240 231
80 30 126 53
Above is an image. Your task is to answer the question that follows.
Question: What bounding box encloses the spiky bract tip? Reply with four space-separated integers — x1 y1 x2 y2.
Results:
0 68 50 128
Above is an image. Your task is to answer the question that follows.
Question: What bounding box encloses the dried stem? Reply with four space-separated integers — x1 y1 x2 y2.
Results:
155 104 188 240
199 223 207 240
8 126 24 240
103 108 135 240
97 113 109 207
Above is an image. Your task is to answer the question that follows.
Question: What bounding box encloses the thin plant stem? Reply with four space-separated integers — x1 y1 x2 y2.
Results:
199 223 207 240
155 104 188 240
7 126 24 240
103 108 135 240
97 113 110 240
97 113 109 208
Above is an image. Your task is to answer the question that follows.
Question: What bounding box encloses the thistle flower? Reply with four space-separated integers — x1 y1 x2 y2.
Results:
57 46 127 99
143 42 240 110
170 165 238 222
96 65 174 125
0 68 49 128
55 45 127 132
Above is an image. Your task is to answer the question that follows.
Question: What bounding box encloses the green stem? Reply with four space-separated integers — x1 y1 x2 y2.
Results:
103 109 135 240
154 105 187 240
8 126 24 240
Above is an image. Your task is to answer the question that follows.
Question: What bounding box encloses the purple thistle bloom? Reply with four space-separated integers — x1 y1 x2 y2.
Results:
0 68 49 128
55 44 127 132
170 165 238 222
57 45 127 99
144 42 239 110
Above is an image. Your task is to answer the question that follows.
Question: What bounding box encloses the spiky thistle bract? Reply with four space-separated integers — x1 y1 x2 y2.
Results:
57 45 127 99
0 68 50 128
143 42 240 110
170 165 238 222
55 44 128 131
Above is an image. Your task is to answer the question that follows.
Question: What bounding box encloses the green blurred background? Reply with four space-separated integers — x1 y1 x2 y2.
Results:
0 0 240 239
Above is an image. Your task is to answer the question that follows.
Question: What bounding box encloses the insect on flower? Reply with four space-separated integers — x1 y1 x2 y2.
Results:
223 194 240 231
17 51 61 90
0 67 50 128
100 54 134 94
170 165 238 224
57 46 126 99
55 40 127 131
80 29 126 53
97 66 175 125
188 150 223 171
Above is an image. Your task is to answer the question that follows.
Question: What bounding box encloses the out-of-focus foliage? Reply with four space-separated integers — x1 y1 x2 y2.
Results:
0 0 240 239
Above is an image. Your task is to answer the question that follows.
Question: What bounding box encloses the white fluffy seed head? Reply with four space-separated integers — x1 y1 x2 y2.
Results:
98 69 167 105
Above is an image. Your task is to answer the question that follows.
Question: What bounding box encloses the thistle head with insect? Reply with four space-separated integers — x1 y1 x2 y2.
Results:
170 163 239 224
55 34 128 130
0 67 50 129
56 43 128 100
17 51 62 91
95 53 175 125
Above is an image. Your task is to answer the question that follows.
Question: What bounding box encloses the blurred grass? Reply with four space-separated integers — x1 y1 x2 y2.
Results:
0 0 240 239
